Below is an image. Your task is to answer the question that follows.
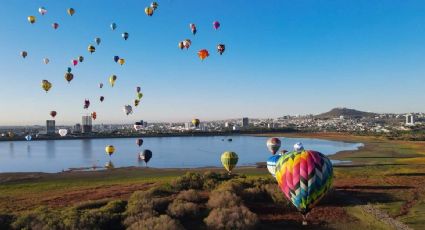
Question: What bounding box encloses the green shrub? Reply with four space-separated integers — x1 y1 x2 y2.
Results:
12 206 63 230
127 215 184 230
171 172 204 191
74 199 109 211
263 184 289 205
167 199 200 219
176 189 202 203
241 187 270 202
214 179 249 195
207 190 241 209
204 206 258 230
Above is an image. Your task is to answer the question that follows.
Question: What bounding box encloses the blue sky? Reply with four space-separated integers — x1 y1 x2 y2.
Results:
0 0 424 125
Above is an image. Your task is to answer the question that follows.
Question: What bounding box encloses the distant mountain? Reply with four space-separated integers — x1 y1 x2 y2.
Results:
316 108 376 119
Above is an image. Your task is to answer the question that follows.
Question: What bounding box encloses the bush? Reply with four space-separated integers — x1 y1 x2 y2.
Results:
241 187 270 202
204 206 258 230
171 172 204 191
74 199 109 211
263 184 290 205
167 199 200 219
12 206 64 230
127 215 184 230
207 190 241 209
176 189 202 203
0 213 14 230
214 179 248 196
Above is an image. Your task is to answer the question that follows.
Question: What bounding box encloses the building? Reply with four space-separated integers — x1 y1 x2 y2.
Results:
82 116 92 133
73 123 81 133
406 114 415 126
242 117 249 128
185 122 192 130
46 120 55 135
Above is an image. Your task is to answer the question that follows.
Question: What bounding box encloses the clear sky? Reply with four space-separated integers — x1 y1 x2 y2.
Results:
0 0 424 125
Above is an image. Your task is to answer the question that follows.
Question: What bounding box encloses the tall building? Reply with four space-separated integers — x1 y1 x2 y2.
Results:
242 117 249 128
73 123 81 133
406 114 415 126
46 120 55 135
82 116 92 133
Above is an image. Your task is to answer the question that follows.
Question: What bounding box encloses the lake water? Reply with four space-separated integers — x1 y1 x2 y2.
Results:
0 136 363 173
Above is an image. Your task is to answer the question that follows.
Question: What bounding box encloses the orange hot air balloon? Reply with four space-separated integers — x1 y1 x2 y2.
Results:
197 49 209 61
91 112 97 120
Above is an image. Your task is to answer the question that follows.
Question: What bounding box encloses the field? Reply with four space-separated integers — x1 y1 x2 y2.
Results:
1 133 425 229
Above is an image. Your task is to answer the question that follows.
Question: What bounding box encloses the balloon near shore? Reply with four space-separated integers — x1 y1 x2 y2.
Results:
105 145 115 156
266 137 281 155
221 151 238 174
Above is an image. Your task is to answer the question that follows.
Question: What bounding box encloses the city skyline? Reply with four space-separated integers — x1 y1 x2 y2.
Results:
1 1 425 125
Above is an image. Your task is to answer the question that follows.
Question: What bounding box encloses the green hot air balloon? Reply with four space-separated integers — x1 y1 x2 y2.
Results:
221 151 238 174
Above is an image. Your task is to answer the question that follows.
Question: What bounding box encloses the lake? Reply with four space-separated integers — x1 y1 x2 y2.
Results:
0 136 363 173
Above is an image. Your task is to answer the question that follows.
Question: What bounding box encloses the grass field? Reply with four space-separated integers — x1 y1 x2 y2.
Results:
1 133 424 229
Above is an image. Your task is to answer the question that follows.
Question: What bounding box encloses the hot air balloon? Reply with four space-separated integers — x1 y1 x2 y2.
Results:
221 151 238 174
41 80 52 93
43 58 50 64
78 56 84 62
145 7 154 16
28 16 36 24
136 138 143 147
213 21 220 30
266 137 281 155
134 99 140 107
136 92 143 100
105 145 115 156
136 86 141 93
275 150 333 225
183 39 191 49
88 45 96 54
118 58 125 65
197 49 209 61
67 8 75 16
114 56 120 63
266 154 282 177
72 59 78 66
39 7 47 16
25 135 32 141
294 142 304 152
95 37 101 45
109 75 117 87
217 44 225 55
134 122 143 131
67 67 72 73
91 112 97 120
192 119 200 128
8 132 15 138
140 150 152 166
178 41 184 50
84 99 90 109
64 72 74 83
21 51 28 58
59 129 68 137
189 23 197 35
123 105 133 115
111 23 117 30
122 32 129 40
52 23 59 30
50 111 57 118
100 96 105 102
99 83 103 88
151 2 158 10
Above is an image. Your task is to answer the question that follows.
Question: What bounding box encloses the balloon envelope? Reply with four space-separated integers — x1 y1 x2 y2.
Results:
221 151 238 173
136 138 143 147
275 150 333 215
123 105 133 115
59 129 68 137
25 135 32 141
266 137 281 155
197 49 209 60
105 145 115 156
140 150 152 165
213 21 220 29
111 23 117 30
266 154 282 177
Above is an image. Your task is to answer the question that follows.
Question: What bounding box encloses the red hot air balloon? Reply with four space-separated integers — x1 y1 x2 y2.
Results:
197 49 209 61
50 111 57 118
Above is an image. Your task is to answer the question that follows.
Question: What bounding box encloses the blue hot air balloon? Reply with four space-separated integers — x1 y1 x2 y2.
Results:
266 154 282 177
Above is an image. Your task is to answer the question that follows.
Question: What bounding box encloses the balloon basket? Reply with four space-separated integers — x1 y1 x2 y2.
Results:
302 220 308 226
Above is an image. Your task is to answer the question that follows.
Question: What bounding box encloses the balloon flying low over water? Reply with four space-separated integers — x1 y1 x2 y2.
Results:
114 56 120 63
109 75 117 87
266 154 282 177
39 7 47 16
105 145 115 156
140 150 152 166
197 49 209 61
134 122 143 131
123 105 133 115
64 72 74 83
275 150 333 222
95 37 101 45
136 138 143 147
52 23 59 30
192 119 200 128
28 16 36 24
91 112 97 120
67 8 75 16
267 137 281 155
41 80 52 93
221 151 238 174
213 21 220 30
88 45 95 54
50 111 57 118
122 32 129 40
118 58 125 65
111 23 117 30
150 2 159 10
100 96 105 102
43 58 49 64
217 44 225 55
84 99 90 109
145 7 154 16
25 135 32 141
59 129 68 137
21 51 28 58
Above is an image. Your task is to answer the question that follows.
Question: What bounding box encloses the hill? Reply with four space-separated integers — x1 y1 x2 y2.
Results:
316 108 376 119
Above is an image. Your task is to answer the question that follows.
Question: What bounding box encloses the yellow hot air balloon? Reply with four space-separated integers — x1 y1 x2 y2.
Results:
28 16 36 24
88 45 96 54
221 151 239 174
192 118 200 128
105 145 115 156
109 75 117 87
145 7 154 16
41 80 52 93
67 8 75 16
118 58 125 65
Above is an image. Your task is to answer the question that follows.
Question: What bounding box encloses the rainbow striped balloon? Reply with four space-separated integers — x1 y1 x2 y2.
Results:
275 150 333 215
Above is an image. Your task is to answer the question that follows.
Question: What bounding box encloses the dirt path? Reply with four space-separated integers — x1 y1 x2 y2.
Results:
361 204 412 230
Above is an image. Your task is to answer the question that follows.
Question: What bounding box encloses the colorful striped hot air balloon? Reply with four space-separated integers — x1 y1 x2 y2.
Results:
266 137 281 155
275 150 333 225
221 151 238 174
266 154 282 177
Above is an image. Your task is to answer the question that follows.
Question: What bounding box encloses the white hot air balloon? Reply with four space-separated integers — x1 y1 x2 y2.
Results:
59 129 68 137
25 135 32 141
123 105 133 115
294 142 304 152
43 58 50 64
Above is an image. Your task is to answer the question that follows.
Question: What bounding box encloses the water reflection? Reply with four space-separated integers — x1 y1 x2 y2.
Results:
9 142 14 157
81 139 93 159
46 140 56 159
26 144 31 157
